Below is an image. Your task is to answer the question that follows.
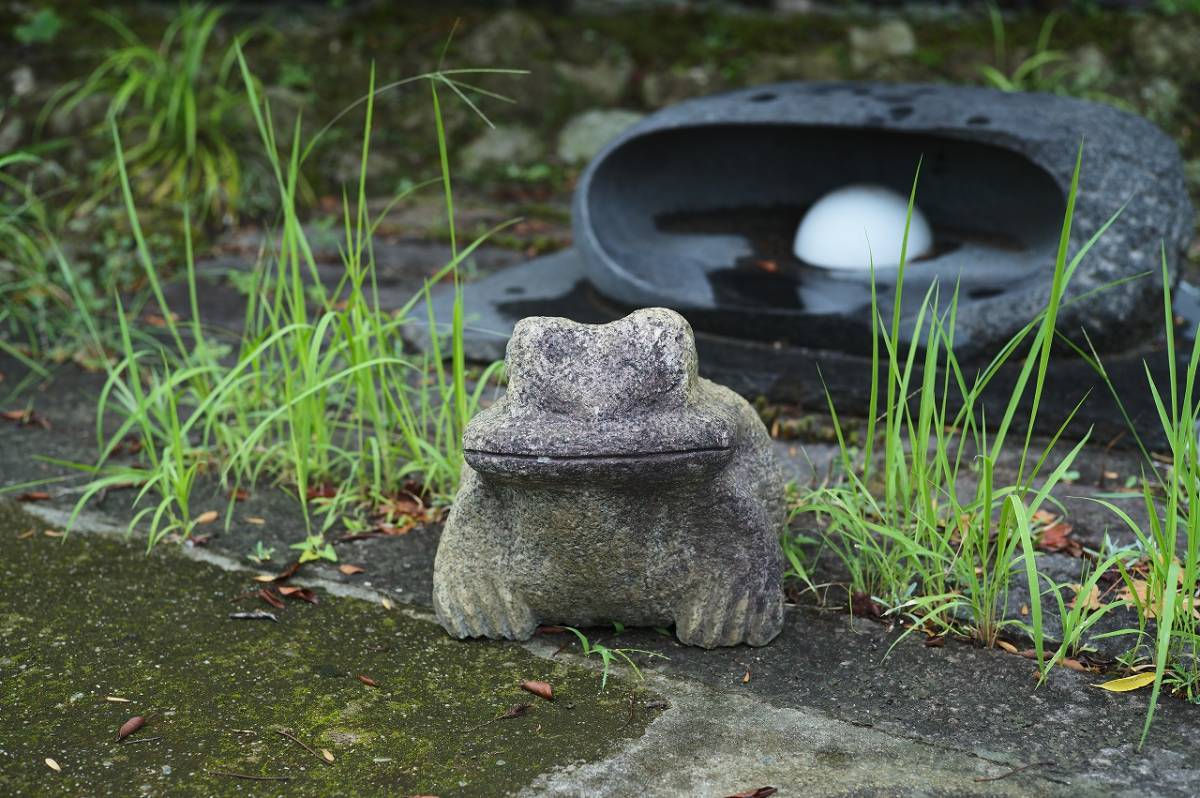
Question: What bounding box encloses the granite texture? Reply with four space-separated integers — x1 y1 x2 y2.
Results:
433 308 786 648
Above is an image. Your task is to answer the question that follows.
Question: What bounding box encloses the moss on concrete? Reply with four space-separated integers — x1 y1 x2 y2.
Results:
0 502 655 797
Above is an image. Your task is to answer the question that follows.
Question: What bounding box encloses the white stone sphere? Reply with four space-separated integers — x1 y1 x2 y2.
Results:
793 184 934 271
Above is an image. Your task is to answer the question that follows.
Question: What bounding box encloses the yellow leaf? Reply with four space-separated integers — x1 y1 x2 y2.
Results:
195 510 219 525
380 597 394 610
996 640 1018 654
251 575 275 583
322 748 335 763
1070 584 1103 612
1093 672 1157 692
45 758 61 772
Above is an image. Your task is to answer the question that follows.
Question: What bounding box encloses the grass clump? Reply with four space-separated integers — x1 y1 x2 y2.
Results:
61 49 523 549
792 147 1120 652
44 3 264 221
1083 253 1200 745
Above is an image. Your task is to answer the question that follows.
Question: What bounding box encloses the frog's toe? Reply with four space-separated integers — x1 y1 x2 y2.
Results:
673 579 783 648
433 573 536 640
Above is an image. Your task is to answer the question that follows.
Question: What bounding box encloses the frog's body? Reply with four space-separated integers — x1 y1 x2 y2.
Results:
432 308 785 648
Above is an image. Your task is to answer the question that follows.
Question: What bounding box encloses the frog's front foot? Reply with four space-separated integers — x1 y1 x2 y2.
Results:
433 569 538 641
673 575 783 648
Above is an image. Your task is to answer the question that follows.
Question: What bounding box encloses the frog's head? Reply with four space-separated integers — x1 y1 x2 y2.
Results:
464 308 737 484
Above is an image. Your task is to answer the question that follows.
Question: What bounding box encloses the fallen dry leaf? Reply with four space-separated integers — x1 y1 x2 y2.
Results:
105 696 131 703
16 529 34 540
1093 672 1157 692
742 670 751 684
43 530 64 538
257 589 285 610
1061 658 1091 673
45 757 61 772
117 715 145 741
338 564 365 576
273 561 302 582
381 597 394 610
321 748 334 763
724 788 778 798
357 675 378 687
306 483 339 500
277 585 318 604
499 703 532 719
1036 517 1082 557
17 491 50 502
232 489 250 502
246 516 266 525
1070 584 1104 612
251 574 276 583
849 592 883 618
519 680 554 701
996 640 1019 654
1 408 51 429
194 510 219 525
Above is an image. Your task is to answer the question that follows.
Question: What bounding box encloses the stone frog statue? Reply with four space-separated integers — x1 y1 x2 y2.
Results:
433 308 785 648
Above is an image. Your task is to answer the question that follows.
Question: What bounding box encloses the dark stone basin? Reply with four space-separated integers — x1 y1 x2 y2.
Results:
572 82 1193 357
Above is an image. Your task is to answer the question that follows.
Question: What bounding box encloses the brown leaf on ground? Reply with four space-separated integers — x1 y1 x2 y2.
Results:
1 409 51 429
1035 516 1083 557
277 585 319 604
232 488 250 502
1070 584 1103 611
17 529 34 540
272 561 302 582
519 680 554 701
724 788 778 798
246 516 266 525
535 625 567 635
357 675 378 687
257 589 285 610
117 715 145 741
306 483 339 500
924 636 945 648
194 510 219 525
17 491 50 502
338 564 365 576
996 640 1019 654
849 592 883 619
499 703 532 719
188 535 211 547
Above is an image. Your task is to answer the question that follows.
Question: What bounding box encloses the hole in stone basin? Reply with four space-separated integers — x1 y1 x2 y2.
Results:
583 123 1065 345
749 92 777 103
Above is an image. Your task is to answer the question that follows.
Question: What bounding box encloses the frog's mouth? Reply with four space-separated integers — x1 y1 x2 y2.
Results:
463 445 734 481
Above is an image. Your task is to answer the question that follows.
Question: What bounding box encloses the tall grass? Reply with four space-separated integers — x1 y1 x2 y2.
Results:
61 52 522 548
1085 251 1200 746
794 146 1121 652
43 3 261 220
